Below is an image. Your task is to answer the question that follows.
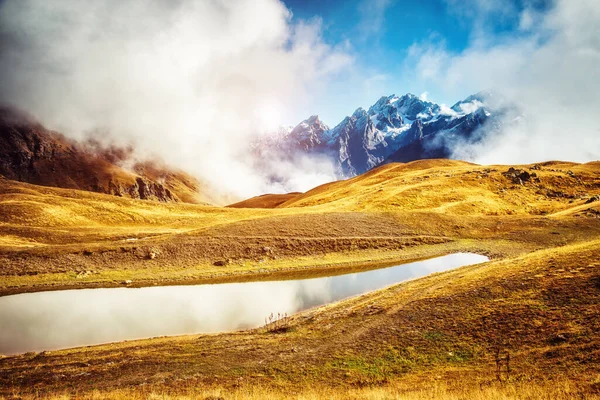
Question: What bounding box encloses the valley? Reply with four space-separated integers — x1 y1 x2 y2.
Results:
1 158 599 398
1 159 599 295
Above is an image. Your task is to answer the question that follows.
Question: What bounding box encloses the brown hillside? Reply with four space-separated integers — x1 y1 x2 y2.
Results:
1 158 600 398
1 158 599 295
0 107 213 204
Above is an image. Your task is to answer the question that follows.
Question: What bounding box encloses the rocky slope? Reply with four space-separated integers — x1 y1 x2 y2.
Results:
0 107 207 203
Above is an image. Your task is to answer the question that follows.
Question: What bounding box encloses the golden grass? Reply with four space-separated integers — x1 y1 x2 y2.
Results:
1 159 600 398
1 159 599 293
2 238 599 397
280 160 600 214
5 379 599 400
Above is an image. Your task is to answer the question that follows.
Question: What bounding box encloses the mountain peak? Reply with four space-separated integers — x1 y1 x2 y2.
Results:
450 91 495 114
400 93 418 99
253 89 510 178
352 107 368 118
305 115 321 125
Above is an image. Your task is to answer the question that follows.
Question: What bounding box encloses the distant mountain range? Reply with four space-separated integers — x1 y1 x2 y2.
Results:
253 91 519 177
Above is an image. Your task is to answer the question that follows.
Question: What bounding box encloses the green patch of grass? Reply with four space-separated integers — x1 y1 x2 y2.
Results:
328 346 438 382
329 356 391 381
424 331 446 341
445 348 476 363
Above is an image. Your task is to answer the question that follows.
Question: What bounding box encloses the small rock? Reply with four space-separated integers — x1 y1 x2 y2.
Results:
502 168 531 184
147 248 160 260
548 333 568 345
585 195 600 204
122 280 133 285
213 260 229 267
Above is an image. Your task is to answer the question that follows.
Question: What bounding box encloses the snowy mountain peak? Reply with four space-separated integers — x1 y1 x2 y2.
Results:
451 90 495 114
395 94 440 121
304 115 324 125
285 114 331 152
290 115 329 134
352 107 368 118
252 90 514 179
368 95 404 131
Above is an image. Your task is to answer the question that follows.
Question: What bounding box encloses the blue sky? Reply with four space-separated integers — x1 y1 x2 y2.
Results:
282 0 553 125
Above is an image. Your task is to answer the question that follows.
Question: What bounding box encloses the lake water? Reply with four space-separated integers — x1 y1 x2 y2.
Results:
0 253 488 355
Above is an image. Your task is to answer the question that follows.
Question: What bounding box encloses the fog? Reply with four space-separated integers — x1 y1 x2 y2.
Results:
410 0 600 163
0 0 350 198
0 253 487 355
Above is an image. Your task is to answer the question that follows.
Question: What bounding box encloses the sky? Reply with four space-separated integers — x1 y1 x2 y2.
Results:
282 0 553 125
0 0 598 198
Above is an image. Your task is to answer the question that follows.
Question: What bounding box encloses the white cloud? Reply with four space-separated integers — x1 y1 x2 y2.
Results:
458 100 484 114
438 104 459 117
0 0 352 199
409 0 600 164
519 9 535 31
358 0 394 37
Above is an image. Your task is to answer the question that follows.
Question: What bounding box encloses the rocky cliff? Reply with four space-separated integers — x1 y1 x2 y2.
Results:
0 107 206 203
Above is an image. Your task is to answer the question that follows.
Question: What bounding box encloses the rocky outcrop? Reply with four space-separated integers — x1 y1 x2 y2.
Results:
502 167 539 185
0 107 203 203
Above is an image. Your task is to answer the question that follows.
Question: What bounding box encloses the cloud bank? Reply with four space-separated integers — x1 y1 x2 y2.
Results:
408 0 600 164
0 0 351 199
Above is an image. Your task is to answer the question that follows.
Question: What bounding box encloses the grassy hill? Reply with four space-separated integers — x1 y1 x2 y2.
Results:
0 159 599 294
0 159 599 398
1 235 599 399
228 192 302 208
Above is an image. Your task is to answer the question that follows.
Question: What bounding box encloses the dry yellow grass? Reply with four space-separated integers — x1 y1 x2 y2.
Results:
227 192 302 208
280 159 600 214
5 379 598 400
2 239 599 397
1 159 599 294
1 159 600 398
0 160 600 294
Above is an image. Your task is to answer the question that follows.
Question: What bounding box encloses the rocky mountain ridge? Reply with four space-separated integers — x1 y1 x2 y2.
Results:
0 107 208 203
254 91 518 177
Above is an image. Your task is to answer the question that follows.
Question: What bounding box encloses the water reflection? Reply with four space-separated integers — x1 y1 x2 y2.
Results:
0 253 488 355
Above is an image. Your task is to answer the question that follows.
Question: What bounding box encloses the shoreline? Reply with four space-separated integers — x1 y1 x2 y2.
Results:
0 239 515 297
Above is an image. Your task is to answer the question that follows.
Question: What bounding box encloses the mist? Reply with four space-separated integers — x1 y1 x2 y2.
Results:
409 0 600 164
0 0 351 198
1 1 597 201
